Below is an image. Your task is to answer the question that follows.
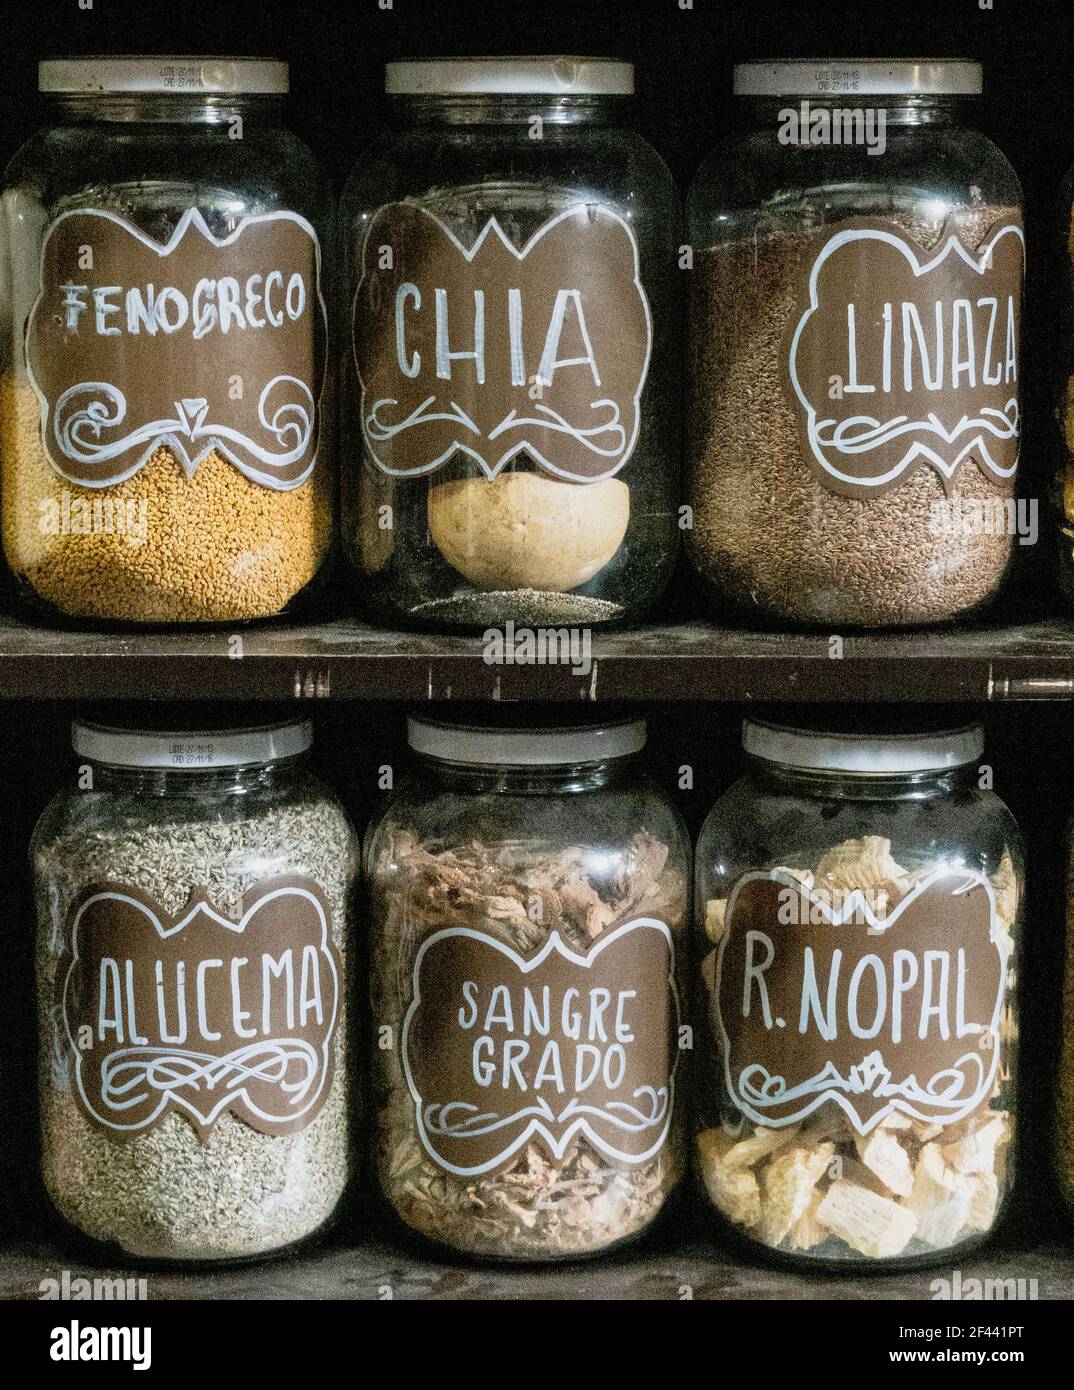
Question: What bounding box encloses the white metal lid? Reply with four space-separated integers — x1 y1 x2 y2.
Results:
39 56 289 96
742 720 984 774
733 59 982 97
72 720 312 769
407 717 646 766
385 56 634 97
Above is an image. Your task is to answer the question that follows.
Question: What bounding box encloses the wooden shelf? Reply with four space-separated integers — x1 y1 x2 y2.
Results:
1 1232 1067 1301
3 616 1074 702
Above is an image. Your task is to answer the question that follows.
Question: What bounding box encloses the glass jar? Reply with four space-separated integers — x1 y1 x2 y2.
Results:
0 56 335 625
1056 821 1074 1214
1056 159 1074 607
340 57 679 630
32 719 358 1263
695 720 1021 1269
686 60 1024 628
365 716 689 1260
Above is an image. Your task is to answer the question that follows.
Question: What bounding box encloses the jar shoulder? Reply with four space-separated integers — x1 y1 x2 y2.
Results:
33 773 358 865
688 123 1022 229
697 776 1023 880
3 121 333 222
340 124 677 219
365 774 689 879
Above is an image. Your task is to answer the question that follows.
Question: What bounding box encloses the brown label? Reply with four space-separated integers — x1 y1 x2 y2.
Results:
57 876 341 1139
352 202 651 482
402 918 678 1176
783 218 1024 496
715 870 1008 1135
26 208 326 490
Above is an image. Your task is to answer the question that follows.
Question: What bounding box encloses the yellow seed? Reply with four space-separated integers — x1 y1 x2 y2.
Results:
0 374 332 623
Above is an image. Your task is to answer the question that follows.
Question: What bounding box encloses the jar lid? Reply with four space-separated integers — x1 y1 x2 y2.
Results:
742 719 984 774
385 57 634 97
72 720 312 769
39 56 289 96
407 716 646 766
733 59 982 97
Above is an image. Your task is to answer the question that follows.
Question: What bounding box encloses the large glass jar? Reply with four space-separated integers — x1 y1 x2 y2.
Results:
1056 820 1074 1214
1056 158 1074 607
32 719 358 1263
340 57 679 630
0 57 335 625
365 717 689 1260
686 60 1024 628
695 720 1021 1269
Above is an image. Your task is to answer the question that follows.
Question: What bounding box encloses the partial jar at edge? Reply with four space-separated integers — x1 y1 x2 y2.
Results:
1055 154 1074 608
685 59 1025 629
1055 809 1074 1215
340 56 680 630
32 719 358 1263
695 720 1021 1269
0 56 336 626
364 717 690 1260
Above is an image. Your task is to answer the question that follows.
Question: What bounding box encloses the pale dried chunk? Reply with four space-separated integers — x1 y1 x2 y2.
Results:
943 1113 1008 1176
787 1190 825 1252
966 1170 1000 1232
855 1129 914 1197
816 1181 917 1258
704 897 727 944
879 1111 912 1131
905 1142 973 1248
837 1156 893 1198
990 849 1019 932
722 1125 801 1170
484 894 530 923
697 1129 762 1228
760 1143 833 1247
911 1119 945 1143
814 836 911 897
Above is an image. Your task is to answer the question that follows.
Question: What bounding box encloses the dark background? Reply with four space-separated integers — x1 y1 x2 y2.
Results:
3 0 1069 200
1 0 1073 1280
